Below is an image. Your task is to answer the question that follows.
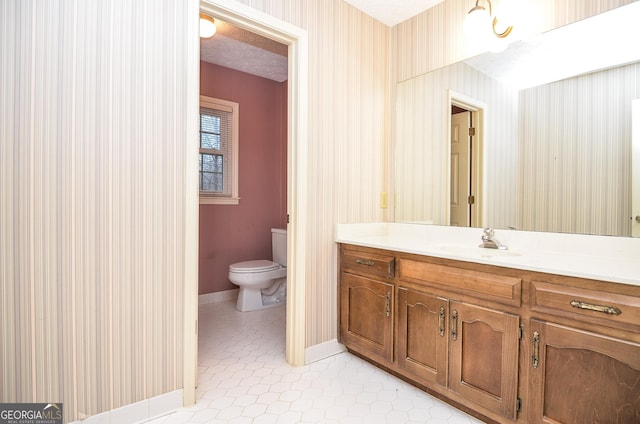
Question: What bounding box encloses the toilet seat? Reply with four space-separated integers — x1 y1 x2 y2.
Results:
229 260 281 274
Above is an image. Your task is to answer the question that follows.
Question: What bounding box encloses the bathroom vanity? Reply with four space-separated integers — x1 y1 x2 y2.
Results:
336 223 640 424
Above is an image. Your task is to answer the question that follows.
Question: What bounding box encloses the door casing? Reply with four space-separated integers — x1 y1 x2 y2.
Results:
447 91 485 228
183 0 309 405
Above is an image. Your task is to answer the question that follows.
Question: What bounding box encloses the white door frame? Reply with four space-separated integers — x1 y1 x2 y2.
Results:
632 99 640 237
447 90 485 228
183 0 308 405
450 110 472 227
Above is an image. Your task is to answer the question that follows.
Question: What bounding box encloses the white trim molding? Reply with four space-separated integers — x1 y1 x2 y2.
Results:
68 389 183 424
184 0 310 407
198 289 239 305
305 339 346 364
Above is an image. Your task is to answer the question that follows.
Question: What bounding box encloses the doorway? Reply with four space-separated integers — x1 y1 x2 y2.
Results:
450 107 472 227
184 1 308 405
448 91 484 228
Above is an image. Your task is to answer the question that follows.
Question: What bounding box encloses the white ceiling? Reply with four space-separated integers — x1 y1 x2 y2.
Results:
345 0 444 27
201 34 288 82
344 0 445 26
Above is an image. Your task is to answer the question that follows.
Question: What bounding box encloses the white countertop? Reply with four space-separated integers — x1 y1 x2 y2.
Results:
335 223 640 286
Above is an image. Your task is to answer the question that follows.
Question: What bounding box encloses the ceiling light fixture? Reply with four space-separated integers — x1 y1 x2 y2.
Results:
466 0 513 39
200 13 217 39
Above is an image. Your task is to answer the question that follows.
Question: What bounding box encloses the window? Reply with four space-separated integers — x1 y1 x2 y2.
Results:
199 96 239 204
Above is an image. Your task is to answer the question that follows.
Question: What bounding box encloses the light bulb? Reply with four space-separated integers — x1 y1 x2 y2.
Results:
464 6 491 37
464 5 492 51
200 14 216 39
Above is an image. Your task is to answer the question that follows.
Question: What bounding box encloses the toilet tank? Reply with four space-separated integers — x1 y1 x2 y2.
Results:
271 228 287 266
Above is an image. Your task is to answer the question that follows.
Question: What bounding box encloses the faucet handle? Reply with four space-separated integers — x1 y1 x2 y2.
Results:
483 228 494 236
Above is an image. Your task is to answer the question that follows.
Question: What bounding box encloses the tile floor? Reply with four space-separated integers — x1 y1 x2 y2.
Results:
146 300 484 424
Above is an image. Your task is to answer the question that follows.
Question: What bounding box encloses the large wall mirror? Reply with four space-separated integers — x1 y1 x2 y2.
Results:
395 2 640 237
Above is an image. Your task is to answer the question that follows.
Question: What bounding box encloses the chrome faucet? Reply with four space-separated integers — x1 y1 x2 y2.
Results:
479 228 508 250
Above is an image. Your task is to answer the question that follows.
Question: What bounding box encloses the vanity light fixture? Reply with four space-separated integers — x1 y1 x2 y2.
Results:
200 13 216 39
466 0 513 39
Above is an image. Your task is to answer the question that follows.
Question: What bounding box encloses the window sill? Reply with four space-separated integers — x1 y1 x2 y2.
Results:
199 196 240 205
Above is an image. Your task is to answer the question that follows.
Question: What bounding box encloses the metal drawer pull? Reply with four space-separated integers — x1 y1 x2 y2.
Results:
385 293 391 317
355 259 375 266
570 300 622 316
451 310 458 341
438 306 445 337
532 331 540 368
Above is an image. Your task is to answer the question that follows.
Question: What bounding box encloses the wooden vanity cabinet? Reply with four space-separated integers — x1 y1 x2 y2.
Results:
528 320 640 424
338 243 640 424
397 287 520 419
340 273 394 363
528 280 640 424
396 287 448 386
340 244 523 421
339 246 395 364
397 257 522 420
449 301 520 420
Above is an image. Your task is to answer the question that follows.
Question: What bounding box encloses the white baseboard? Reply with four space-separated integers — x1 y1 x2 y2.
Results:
304 338 346 364
198 289 238 305
68 389 182 424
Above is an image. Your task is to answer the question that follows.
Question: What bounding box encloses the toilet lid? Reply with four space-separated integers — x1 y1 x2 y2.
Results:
229 260 280 273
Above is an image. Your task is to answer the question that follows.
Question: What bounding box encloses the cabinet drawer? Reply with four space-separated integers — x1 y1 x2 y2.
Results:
531 280 640 330
342 250 395 279
398 259 521 307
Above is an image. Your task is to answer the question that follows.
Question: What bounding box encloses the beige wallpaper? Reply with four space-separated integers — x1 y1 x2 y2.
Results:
391 0 636 83
2 0 632 421
519 62 640 236
396 61 519 228
1 0 390 418
391 0 636 239
229 0 391 347
1 0 191 420
229 0 635 349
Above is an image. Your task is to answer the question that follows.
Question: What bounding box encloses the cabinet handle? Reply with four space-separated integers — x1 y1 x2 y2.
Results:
451 310 458 341
438 306 445 337
385 293 391 318
532 331 540 369
570 300 622 316
355 259 375 266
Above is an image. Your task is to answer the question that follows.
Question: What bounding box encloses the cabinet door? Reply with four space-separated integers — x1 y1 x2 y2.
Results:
529 320 640 424
449 301 520 420
397 287 448 387
340 273 394 363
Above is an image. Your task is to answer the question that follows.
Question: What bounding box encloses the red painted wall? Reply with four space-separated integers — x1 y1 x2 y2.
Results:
199 61 287 294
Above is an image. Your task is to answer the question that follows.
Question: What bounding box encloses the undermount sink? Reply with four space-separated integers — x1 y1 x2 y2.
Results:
431 243 522 259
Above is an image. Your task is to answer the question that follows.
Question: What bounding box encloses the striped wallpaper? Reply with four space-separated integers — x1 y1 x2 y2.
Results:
301 0 390 347
519 62 640 236
2 0 632 421
1 0 194 421
395 61 519 229
391 0 636 83
228 0 636 350
230 0 391 348
391 0 636 236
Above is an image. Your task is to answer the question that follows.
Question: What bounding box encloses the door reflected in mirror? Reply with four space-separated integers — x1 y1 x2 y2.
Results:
395 2 640 237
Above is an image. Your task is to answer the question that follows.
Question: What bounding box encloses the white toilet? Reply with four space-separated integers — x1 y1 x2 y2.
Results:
228 228 287 311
